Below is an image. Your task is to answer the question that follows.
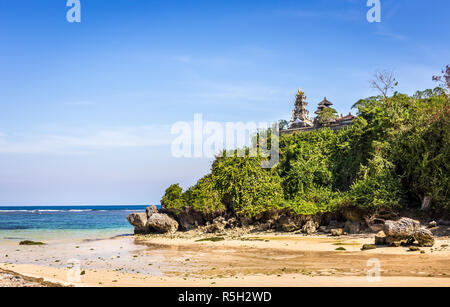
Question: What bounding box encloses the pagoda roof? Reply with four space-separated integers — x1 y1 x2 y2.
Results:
318 97 333 107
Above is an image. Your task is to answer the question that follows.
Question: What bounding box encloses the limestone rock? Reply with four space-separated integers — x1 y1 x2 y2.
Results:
302 220 318 235
413 228 435 247
205 217 227 233
383 218 420 246
277 216 300 232
428 221 437 228
318 226 330 233
375 231 386 245
331 228 343 236
127 212 148 234
344 221 361 234
145 206 159 218
146 213 179 234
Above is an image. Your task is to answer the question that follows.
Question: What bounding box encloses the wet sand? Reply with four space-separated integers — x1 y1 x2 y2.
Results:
1 232 449 287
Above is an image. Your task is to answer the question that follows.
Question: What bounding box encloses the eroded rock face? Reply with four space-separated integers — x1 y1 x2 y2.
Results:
383 218 420 246
126 213 148 234
146 206 158 218
205 217 227 233
302 220 318 234
413 228 435 247
146 213 179 234
277 216 300 232
331 228 343 236
344 221 361 234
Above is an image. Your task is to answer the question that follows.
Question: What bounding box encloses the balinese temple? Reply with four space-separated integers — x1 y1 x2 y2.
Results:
314 97 333 114
290 89 313 128
282 89 356 134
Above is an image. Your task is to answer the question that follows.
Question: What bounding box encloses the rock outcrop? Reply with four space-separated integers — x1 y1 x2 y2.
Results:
331 228 343 236
374 231 386 245
382 218 435 247
146 205 158 218
205 217 227 233
302 220 318 234
126 212 148 234
276 216 300 232
383 218 420 246
413 228 435 247
127 206 179 234
344 221 361 234
146 213 179 234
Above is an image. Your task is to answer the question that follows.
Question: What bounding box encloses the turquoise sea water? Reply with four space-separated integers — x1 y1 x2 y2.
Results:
0 205 151 243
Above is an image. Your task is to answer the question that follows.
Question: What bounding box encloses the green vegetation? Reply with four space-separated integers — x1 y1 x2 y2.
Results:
19 240 46 246
195 237 226 242
317 107 338 125
161 72 449 220
361 244 377 251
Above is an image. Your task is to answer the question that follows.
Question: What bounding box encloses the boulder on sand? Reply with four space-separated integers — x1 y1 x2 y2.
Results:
413 228 435 247
331 228 343 236
146 213 179 234
383 218 420 246
375 231 386 245
302 220 318 235
127 213 148 234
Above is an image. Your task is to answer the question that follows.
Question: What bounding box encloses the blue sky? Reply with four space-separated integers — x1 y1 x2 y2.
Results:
0 0 449 205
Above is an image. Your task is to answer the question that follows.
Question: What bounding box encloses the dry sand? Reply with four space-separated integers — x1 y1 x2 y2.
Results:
1 231 449 287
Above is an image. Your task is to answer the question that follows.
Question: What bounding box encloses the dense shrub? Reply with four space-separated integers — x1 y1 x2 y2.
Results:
211 155 284 217
161 86 449 217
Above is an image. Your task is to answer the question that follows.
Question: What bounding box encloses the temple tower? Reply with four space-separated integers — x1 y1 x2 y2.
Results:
290 89 312 128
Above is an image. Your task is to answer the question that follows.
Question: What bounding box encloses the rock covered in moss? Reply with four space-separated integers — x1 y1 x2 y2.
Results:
361 244 376 250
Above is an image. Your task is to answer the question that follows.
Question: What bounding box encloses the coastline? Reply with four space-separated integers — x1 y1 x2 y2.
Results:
1 230 449 287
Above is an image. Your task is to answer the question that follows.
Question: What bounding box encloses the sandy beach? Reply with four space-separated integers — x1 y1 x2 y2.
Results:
1 230 449 287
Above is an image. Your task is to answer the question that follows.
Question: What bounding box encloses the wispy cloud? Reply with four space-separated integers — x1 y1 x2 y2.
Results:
375 25 407 41
0 126 172 154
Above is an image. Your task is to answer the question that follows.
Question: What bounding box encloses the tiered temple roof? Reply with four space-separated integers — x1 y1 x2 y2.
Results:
314 97 333 114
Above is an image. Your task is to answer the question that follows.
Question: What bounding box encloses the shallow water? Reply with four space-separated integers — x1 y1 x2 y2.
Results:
0 205 151 243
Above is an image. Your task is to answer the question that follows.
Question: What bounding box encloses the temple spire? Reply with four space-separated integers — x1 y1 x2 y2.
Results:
290 89 312 128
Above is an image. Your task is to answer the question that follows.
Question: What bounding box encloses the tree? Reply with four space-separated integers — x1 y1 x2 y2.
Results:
370 70 398 98
317 107 338 125
278 119 289 130
432 65 450 92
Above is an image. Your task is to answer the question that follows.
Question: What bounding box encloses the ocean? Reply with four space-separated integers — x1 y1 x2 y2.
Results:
0 205 152 243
